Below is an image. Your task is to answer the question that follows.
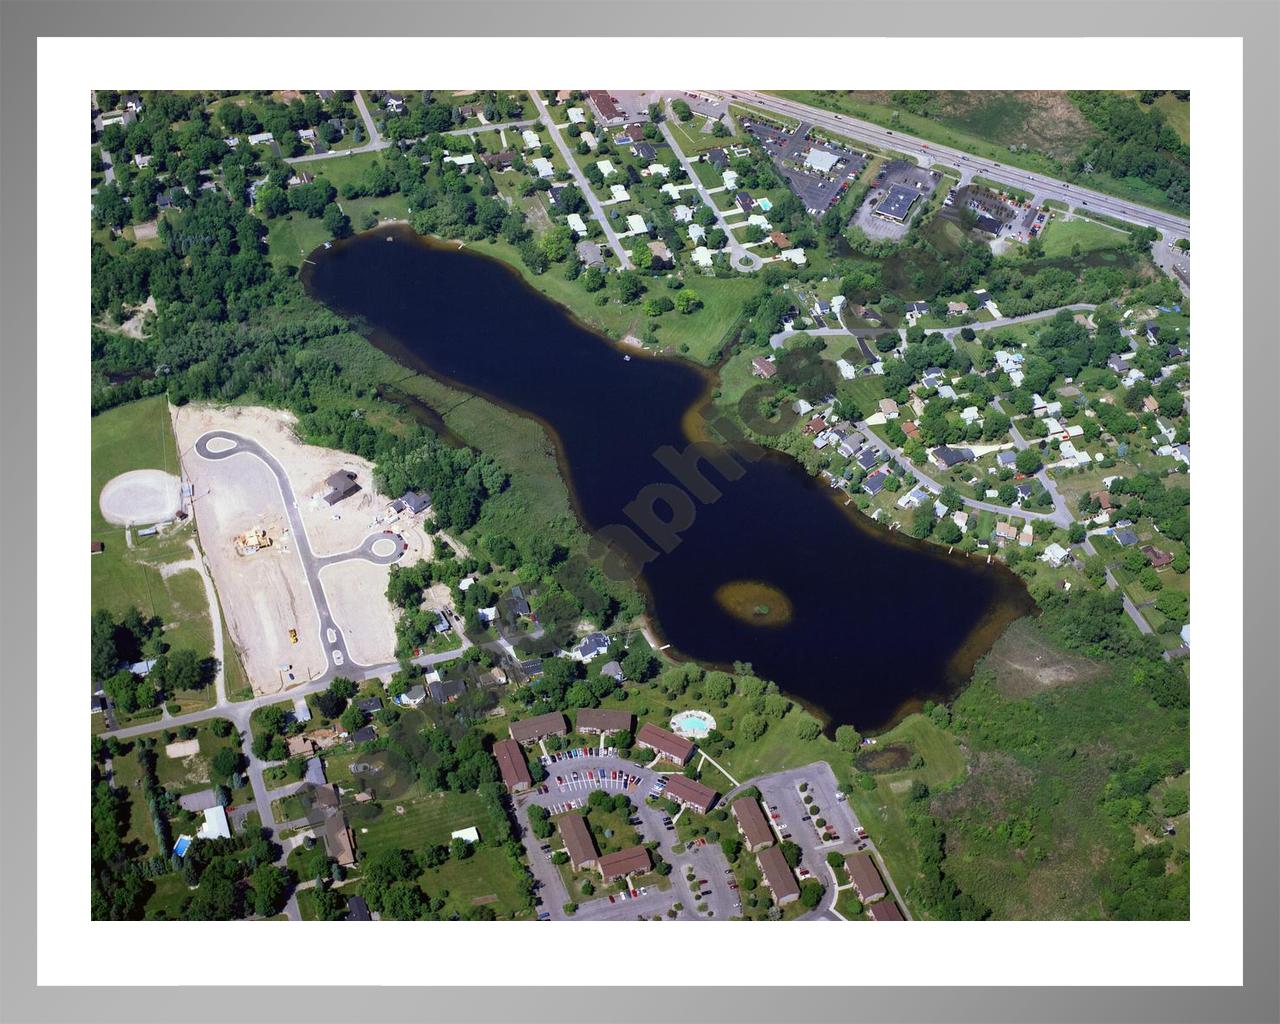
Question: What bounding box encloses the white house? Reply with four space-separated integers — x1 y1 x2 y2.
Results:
530 157 555 178
247 131 274 145
197 805 231 841
960 406 981 425
609 184 630 202
691 246 714 268
660 183 682 200
779 248 807 266
522 129 541 150
444 153 475 166
722 170 738 189
688 223 706 243
1041 542 1070 568
580 131 598 150
673 204 693 223
747 213 772 230
566 213 588 237
646 163 670 177
596 159 615 178
567 107 586 125
626 213 648 234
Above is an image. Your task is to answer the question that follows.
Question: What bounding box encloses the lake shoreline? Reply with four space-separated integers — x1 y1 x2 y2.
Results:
302 226 1035 732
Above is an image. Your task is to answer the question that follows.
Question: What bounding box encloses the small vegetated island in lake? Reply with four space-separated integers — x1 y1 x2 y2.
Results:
713 581 794 628
89 88 1190 925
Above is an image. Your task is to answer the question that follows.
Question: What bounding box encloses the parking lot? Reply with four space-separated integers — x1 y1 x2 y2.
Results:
516 750 745 920
754 762 878 912
741 117 867 214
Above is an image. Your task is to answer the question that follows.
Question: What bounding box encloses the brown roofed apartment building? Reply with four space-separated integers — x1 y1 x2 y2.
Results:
732 797 774 853
756 844 800 906
492 738 532 793
555 811 599 870
597 845 651 881
635 722 695 765
576 708 633 735
664 773 718 815
509 712 568 745
868 900 905 921
844 852 887 903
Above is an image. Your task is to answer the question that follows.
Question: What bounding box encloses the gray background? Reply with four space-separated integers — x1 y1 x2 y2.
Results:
1 1 1276 1022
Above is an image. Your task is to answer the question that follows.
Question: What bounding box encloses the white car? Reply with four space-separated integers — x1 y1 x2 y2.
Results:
327 628 337 643
332 650 344 666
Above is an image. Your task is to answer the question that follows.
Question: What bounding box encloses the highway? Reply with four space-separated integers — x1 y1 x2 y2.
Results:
725 91 1190 240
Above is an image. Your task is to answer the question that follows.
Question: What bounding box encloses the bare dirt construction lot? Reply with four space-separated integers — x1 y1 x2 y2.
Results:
171 405 431 693
984 619 1106 698
318 558 400 666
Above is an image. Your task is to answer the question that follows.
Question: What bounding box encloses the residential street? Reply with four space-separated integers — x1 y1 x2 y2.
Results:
1080 536 1155 635
854 427 1061 523
529 90 633 270
658 117 762 273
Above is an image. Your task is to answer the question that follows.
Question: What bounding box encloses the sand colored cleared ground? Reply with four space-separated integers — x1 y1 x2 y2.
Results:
171 404 432 693
317 559 399 666
174 426 326 695
173 404 409 557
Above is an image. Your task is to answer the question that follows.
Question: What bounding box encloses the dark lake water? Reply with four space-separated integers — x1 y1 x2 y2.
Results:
304 228 1034 731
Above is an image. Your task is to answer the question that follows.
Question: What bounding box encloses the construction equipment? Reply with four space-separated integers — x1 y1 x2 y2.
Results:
234 527 271 554
289 628 298 644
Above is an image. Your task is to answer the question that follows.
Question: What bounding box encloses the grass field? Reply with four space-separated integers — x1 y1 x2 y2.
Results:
1039 217 1130 258
465 235 752 365
92 397 219 717
843 713 968 918
347 787 531 918
1151 93 1190 145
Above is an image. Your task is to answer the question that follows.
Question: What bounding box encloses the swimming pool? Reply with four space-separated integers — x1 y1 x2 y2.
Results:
757 197 773 211
670 710 717 738
173 835 192 858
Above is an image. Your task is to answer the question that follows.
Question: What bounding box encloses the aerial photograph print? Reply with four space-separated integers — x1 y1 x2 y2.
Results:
89 87 1191 924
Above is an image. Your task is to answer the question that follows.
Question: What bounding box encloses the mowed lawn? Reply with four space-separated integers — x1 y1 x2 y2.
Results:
468 235 753 366
91 397 219 715
1039 217 1130 258
351 788 531 919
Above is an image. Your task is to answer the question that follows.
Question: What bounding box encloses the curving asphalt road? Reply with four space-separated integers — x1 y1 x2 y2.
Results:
195 429 406 676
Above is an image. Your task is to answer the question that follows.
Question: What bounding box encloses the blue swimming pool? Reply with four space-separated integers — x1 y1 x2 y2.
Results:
757 198 773 211
669 710 717 738
173 835 192 858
